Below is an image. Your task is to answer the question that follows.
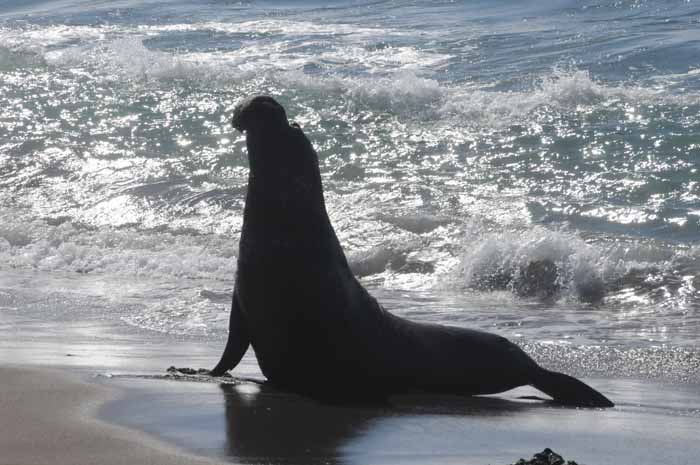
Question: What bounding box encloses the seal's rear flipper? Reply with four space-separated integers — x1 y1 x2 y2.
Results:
532 369 614 408
211 291 250 376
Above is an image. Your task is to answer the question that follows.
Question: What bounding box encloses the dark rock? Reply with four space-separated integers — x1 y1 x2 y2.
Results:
175 367 198 375
576 276 606 304
511 448 578 465
166 366 233 378
513 259 560 299
471 259 560 299
471 267 513 292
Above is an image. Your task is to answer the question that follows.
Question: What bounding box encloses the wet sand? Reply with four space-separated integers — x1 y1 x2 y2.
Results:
2 311 699 465
3 363 699 465
0 366 225 465
102 375 700 465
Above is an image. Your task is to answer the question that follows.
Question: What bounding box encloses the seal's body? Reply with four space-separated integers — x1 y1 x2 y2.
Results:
211 96 613 407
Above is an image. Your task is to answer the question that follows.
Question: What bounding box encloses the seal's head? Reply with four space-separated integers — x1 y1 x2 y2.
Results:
230 95 315 182
232 95 289 133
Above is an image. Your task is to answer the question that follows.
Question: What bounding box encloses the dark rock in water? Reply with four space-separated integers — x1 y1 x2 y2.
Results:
513 259 560 299
472 259 560 300
576 277 606 304
472 267 513 292
511 448 578 465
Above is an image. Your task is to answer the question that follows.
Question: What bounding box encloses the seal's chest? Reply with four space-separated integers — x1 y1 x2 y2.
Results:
246 305 339 384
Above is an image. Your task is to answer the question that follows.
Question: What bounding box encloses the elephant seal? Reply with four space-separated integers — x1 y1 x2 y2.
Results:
210 95 613 408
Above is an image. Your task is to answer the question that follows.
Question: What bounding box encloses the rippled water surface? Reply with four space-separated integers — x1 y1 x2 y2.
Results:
1 0 699 380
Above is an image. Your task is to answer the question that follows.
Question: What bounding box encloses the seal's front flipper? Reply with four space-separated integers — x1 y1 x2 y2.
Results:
211 291 250 376
532 368 614 408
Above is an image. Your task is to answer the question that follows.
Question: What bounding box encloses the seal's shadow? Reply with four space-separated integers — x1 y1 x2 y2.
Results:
219 382 543 465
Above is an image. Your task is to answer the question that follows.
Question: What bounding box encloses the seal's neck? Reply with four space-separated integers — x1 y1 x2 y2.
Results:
239 127 347 266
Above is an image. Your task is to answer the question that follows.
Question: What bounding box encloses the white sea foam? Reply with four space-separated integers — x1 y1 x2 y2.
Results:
45 36 224 83
283 68 688 126
283 69 445 116
348 244 408 277
0 24 111 52
440 69 669 126
3 20 691 127
139 19 412 41
64 36 448 86
0 209 237 282
313 45 451 72
121 289 230 336
452 219 688 302
3 18 443 79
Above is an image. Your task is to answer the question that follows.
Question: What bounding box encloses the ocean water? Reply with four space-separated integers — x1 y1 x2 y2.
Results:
1 0 699 383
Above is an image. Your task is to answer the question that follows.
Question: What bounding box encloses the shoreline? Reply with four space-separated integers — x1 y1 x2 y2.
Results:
0 365 228 465
1 298 699 465
5 363 700 465
100 371 700 465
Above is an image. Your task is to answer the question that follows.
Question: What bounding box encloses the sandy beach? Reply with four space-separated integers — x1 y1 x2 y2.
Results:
1 287 700 465
0 366 225 465
2 330 700 465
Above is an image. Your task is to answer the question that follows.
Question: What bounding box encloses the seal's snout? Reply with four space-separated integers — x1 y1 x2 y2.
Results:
232 95 288 133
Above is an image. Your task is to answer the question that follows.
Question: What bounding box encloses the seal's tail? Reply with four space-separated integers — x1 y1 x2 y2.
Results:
532 368 614 407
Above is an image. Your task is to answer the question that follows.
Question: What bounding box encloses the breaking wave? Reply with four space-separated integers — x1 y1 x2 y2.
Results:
0 209 237 281
454 220 700 307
